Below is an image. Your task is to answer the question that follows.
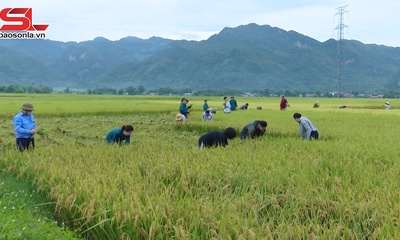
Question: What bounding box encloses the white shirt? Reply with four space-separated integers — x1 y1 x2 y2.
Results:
223 101 231 113
202 112 213 120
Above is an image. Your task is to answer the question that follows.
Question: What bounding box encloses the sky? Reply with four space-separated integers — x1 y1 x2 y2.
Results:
1 0 399 47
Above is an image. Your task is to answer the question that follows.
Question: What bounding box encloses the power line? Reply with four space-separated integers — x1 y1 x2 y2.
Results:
334 5 349 94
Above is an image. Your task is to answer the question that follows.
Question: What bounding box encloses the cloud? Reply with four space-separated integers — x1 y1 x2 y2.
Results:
1 0 398 46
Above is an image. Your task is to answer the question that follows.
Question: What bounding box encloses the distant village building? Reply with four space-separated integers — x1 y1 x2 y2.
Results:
243 93 257 97
370 93 384 98
342 93 353 98
305 93 317 97
184 91 197 96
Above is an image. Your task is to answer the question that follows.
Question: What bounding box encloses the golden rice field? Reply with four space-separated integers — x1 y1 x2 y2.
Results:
1 94 400 239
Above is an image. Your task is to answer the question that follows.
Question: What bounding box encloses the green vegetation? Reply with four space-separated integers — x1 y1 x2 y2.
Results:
0 172 80 239
1 94 400 239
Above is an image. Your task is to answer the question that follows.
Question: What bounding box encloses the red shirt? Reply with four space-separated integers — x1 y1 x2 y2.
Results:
280 98 288 109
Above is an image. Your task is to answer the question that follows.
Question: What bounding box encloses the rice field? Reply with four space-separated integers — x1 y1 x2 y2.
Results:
1 94 400 239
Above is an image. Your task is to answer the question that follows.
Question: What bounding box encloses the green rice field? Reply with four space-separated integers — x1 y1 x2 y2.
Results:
1 94 399 239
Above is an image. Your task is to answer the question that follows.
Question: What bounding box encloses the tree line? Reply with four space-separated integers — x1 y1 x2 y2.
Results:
1 84 399 98
0 85 53 93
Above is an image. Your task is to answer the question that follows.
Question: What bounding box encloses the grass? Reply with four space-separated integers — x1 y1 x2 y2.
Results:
0 171 81 239
1 94 400 239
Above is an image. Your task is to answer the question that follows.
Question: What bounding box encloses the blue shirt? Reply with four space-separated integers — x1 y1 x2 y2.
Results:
179 103 189 118
203 103 209 111
13 112 36 139
106 128 131 145
229 99 238 110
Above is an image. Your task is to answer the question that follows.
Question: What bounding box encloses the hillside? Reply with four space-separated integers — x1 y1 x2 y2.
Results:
1 23 399 92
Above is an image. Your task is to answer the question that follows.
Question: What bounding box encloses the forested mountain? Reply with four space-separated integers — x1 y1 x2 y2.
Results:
1 23 399 92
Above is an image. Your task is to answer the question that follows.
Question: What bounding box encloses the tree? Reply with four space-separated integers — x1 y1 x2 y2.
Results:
64 87 71 93
138 85 145 94
125 86 137 95
5 85 16 93
262 89 270 97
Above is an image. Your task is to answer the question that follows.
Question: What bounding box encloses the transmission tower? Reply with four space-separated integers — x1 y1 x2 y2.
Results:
334 5 348 95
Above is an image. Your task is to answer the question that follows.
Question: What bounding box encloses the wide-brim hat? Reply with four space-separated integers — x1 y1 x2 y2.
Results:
175 113 183 121
21 103 34 111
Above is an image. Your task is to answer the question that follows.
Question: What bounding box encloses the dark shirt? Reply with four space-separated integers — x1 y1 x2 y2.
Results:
203 103 209 111
198 131 228 148
229 100 238 110
240 120 266 140
180 103 189 118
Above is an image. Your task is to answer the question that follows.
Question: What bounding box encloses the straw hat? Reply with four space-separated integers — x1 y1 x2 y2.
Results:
175 114 183 121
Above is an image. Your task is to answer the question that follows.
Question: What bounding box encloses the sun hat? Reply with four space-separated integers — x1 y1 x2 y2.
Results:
175 113 183 121
21 103 34 111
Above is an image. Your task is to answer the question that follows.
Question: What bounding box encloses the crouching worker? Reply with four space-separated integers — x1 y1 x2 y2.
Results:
175 113 187 123
293 113 318 140
240 120 267 140
198 127 237 149
202 109 213 121
106 125 134 145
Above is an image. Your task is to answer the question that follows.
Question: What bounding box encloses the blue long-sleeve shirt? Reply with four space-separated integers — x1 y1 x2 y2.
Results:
106 128 130 145
13 112 36 139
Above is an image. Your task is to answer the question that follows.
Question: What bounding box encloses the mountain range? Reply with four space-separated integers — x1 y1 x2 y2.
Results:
1 23 399 92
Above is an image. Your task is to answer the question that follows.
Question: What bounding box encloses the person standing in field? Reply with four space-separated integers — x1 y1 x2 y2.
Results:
223 96 231 113
240 120 267 140
180 98 190 119
13 103 37 152
385 102 390 110
203 100 209 111
293 113 319 140
106 125 134 145
280 95 288 110
229 96 238 111
198 127 237 149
